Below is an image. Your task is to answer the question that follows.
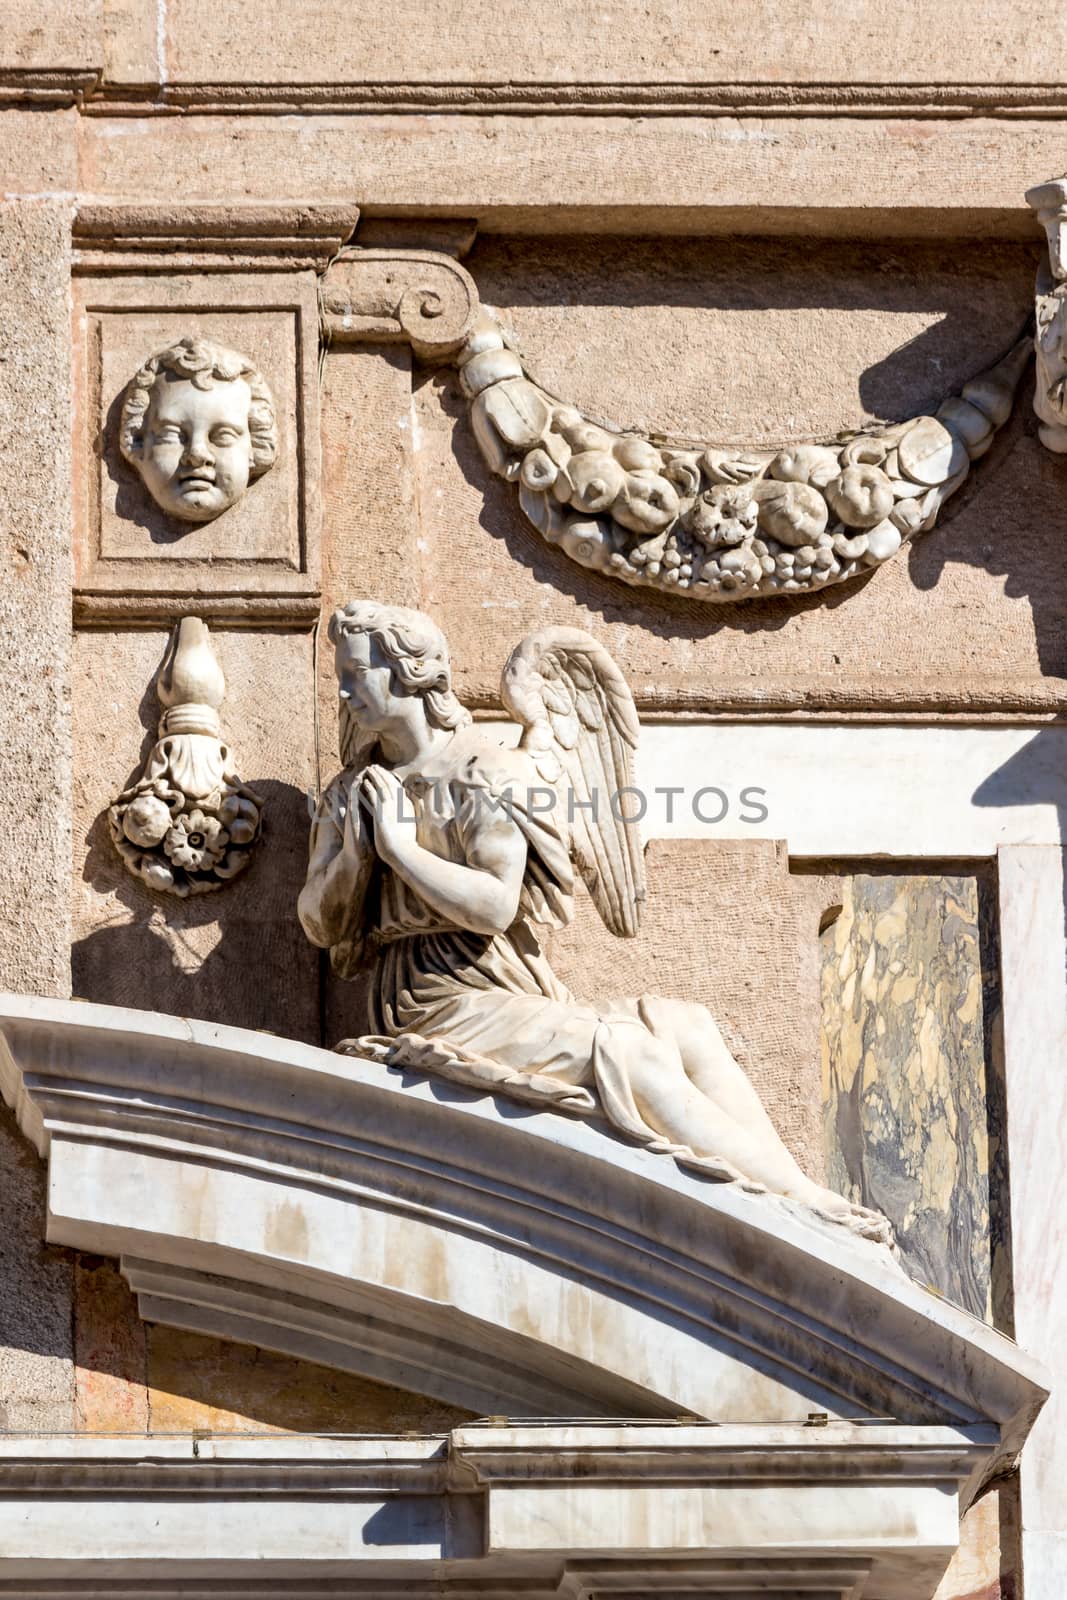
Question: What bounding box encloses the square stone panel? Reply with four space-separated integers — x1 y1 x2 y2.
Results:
73 273 321 623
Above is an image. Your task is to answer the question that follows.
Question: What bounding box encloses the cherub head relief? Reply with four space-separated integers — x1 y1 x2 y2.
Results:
119 336 278 523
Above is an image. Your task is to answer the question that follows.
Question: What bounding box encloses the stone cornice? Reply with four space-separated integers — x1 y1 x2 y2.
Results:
72 204 360 274
448 1421 996 1487
0 67 99 105
0 1433 449 1495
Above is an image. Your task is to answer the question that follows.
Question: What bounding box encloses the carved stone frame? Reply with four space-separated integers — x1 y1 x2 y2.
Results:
73 272 321 625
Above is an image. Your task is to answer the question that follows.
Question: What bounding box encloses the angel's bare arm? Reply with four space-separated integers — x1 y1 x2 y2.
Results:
361 766 526 938
297 774 376 949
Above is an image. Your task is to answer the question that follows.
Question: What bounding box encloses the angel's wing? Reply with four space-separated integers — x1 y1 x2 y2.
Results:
501 627 645 937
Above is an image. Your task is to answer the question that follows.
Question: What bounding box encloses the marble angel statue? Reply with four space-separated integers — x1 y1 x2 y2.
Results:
298 601 892 1246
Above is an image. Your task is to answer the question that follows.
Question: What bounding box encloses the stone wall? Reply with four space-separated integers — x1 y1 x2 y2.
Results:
0 203 73 1000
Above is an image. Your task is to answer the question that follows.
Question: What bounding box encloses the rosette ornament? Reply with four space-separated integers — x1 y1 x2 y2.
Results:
108 617 263 897
456 311 1029 603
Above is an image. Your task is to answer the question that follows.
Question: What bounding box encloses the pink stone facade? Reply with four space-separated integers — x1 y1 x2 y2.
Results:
1 6 1065 1595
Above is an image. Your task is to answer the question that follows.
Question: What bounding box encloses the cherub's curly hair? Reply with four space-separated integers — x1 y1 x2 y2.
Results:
329 602 471 732
119 336 277 475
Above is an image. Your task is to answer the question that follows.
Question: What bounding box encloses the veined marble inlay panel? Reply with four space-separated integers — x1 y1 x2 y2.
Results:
822 871 1004 1321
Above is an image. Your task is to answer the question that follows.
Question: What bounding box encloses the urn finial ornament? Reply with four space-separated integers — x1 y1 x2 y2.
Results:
108 617 263 896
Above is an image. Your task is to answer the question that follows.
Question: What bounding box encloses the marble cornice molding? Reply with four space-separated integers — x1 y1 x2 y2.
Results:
0 993 1046 1510
73 203 361 275
0 1423 996 1597
447 1421 995 1489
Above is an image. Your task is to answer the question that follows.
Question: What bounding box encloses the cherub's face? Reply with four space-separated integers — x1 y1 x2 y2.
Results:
335 632 408 733
135 374 253 522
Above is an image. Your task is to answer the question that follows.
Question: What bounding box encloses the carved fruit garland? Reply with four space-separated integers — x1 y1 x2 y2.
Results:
456 312 1030 603
109 617 264 897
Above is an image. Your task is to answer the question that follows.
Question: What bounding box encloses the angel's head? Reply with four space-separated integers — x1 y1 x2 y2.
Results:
119 336 277 523
328 602 471 739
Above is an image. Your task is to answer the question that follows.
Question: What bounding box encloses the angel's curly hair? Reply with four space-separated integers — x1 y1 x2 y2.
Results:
119 336 277 475
329 602 471 732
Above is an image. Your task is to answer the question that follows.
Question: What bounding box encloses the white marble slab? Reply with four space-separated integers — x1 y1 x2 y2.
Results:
998 845 1067 1594
484 720 1067 856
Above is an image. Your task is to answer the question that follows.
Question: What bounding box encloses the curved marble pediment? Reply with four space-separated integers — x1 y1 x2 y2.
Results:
0 995 1044 1504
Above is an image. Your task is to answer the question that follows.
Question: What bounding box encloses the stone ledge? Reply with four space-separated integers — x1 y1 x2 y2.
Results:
72 203 361 274
0 1422 1000 1597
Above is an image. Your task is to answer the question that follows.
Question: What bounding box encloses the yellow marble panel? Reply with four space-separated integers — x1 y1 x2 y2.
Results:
822 872 1004 1322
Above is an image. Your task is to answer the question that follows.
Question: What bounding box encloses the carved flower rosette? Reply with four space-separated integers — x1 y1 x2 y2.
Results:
457 311 1030 602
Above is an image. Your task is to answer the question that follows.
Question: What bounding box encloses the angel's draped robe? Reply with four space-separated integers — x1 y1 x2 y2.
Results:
330 724 713 1151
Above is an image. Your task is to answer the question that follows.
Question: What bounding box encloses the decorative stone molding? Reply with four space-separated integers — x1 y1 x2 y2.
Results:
0 994 1046 1505
77 79 1067 122
320 247 479 357
0 1423 996 1597
0 67 99 106
72 204 360 275
108 619 263 896
455 309 1029 603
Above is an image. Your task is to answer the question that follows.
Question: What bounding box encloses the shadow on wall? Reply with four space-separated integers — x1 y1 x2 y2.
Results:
972 728 1067 1065
474 234 1035 413
972 725 1067 861
973 724 1067 1338
906 409 1067 690
72 771 320 1043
